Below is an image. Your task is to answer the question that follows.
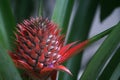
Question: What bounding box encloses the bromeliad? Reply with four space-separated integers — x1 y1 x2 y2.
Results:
9 17 88 80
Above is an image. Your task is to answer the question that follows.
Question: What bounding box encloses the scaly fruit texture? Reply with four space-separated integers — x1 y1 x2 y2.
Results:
9 17 88 80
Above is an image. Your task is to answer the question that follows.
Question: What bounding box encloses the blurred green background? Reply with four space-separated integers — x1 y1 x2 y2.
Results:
0 0 120 80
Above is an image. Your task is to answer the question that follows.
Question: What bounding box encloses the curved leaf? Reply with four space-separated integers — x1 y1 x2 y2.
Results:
98 47 120 80
60 0 99 80
80 22 120 80
52 0 74 34
0 46 22 80
110 62 120 80
0 0 16 49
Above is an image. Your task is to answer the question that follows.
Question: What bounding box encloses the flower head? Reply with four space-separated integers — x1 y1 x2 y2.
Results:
9 17 88 80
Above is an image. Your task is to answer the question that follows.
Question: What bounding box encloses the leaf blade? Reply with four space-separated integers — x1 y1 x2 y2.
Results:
110 62 120 80
98 47 120 80
52 0 74 34
0 46 22 80
80 22 120 80
0 0 16 49
59 0 99 80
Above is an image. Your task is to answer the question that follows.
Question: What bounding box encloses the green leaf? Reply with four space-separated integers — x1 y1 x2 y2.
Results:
98 47 120 80
0 45 22 80
0 0 22 80
80 22 120 80
38 0 43 17
0 0 16 49
12 0 34 22
88 26 115 44
59 0 98 80
110 62 120 80
100 0 120 21
51 0 74 34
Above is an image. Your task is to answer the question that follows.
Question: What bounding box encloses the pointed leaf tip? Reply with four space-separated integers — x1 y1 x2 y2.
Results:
59 40 89 63
59 41 78 55
55 65 72 75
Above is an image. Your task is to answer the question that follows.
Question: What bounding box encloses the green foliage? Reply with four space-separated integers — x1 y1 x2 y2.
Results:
100 0 120 21
110 62 120 80
99 47 120 80
0 0 120 80
0 0 16 49
12 0 35 22
52 0 74 34
0 46 22 80
80 22 120 80
0 0 22 80
55 0 99 79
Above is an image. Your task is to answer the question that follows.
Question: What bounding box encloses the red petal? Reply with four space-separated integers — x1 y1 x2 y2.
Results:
9 51 21 60
54 65 72 75
58 40 89 63
18 60 32 69
9 52 32 70
40 67 53 74
59 41 78 55
13 60 32 70
39 67 54 78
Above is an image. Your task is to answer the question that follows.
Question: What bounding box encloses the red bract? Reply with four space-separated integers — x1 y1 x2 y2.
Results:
9 17 88 80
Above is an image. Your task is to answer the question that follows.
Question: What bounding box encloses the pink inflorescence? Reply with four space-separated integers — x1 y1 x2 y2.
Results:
9 17 88 80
